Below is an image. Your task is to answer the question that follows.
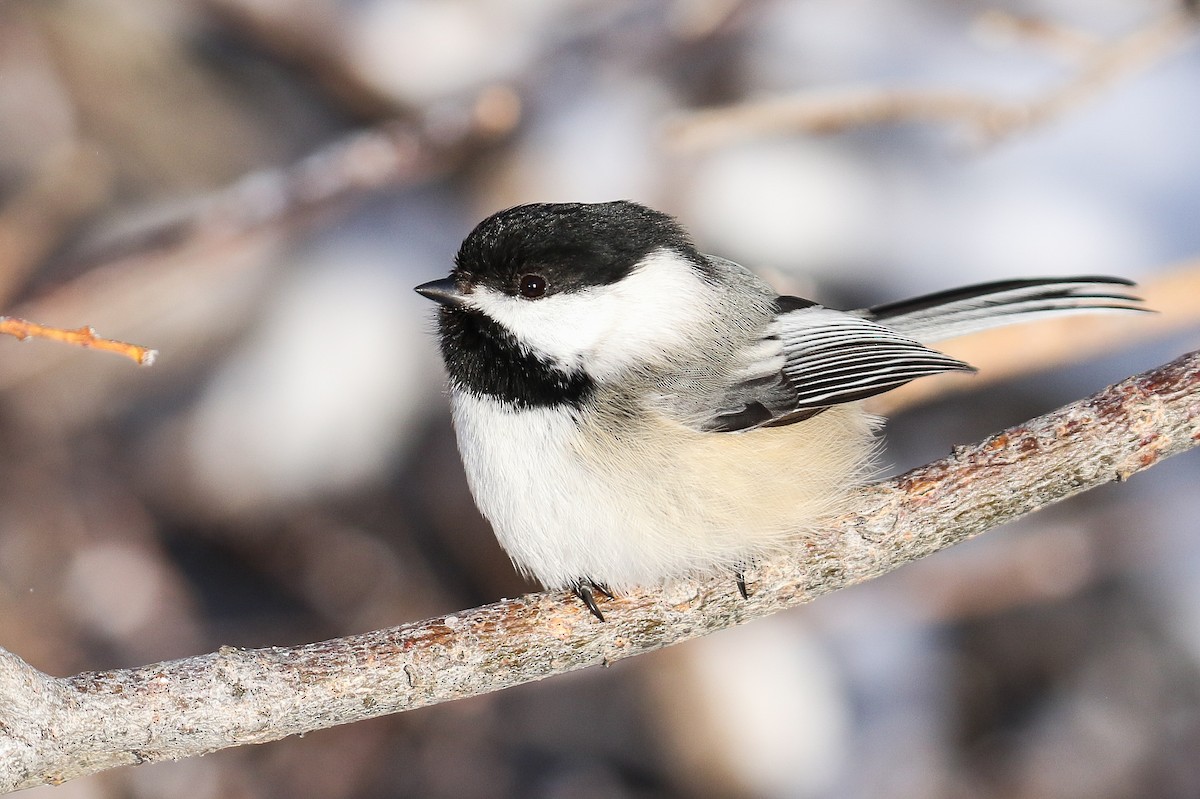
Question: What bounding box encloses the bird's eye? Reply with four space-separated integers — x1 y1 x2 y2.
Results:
519 274 547 299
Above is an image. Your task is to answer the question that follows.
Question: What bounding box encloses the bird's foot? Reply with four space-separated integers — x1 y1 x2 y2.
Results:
571 580 613 621
734 568 750 600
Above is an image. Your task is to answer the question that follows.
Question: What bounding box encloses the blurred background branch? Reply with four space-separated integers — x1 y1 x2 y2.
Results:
664 9 1198 150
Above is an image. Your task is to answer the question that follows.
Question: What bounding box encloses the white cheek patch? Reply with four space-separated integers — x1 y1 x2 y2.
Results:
467 250 715 379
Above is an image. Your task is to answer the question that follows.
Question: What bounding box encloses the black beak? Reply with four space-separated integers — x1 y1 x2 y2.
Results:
415 277 467 307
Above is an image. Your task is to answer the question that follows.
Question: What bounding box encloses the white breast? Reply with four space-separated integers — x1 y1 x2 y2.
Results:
450 392 606 587
450 390 878 592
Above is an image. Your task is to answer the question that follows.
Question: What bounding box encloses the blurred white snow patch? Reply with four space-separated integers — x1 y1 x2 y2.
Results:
684 140 884 276
482 78 670 207
684 617 849 798
932 178 1151 281
350 0 562 105
186 251 438 514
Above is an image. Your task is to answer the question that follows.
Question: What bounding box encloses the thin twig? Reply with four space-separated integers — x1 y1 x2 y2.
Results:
0 316 156 365
1 350 1197 791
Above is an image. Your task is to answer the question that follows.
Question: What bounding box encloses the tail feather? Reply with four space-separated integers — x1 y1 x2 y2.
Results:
863 276 1148 343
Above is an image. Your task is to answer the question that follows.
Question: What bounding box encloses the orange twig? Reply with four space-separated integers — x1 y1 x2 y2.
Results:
0 316 157 366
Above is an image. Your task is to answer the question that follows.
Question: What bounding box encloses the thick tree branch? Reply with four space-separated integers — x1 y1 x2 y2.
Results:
2 350 1198 792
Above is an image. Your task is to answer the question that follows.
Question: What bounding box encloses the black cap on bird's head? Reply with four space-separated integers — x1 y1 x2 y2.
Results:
415 201 704 307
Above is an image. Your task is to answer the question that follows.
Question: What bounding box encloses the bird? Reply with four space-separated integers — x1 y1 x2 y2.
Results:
415 200 1146 619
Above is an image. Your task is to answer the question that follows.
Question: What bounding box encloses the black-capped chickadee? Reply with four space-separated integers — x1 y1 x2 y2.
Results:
416 201 1145 619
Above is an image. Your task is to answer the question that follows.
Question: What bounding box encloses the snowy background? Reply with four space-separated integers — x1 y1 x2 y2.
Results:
1 0 1199 797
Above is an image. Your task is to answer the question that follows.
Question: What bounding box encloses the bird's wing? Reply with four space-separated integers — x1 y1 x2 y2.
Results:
775 305 975 407
698 275 1147 433
699 303 973 432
